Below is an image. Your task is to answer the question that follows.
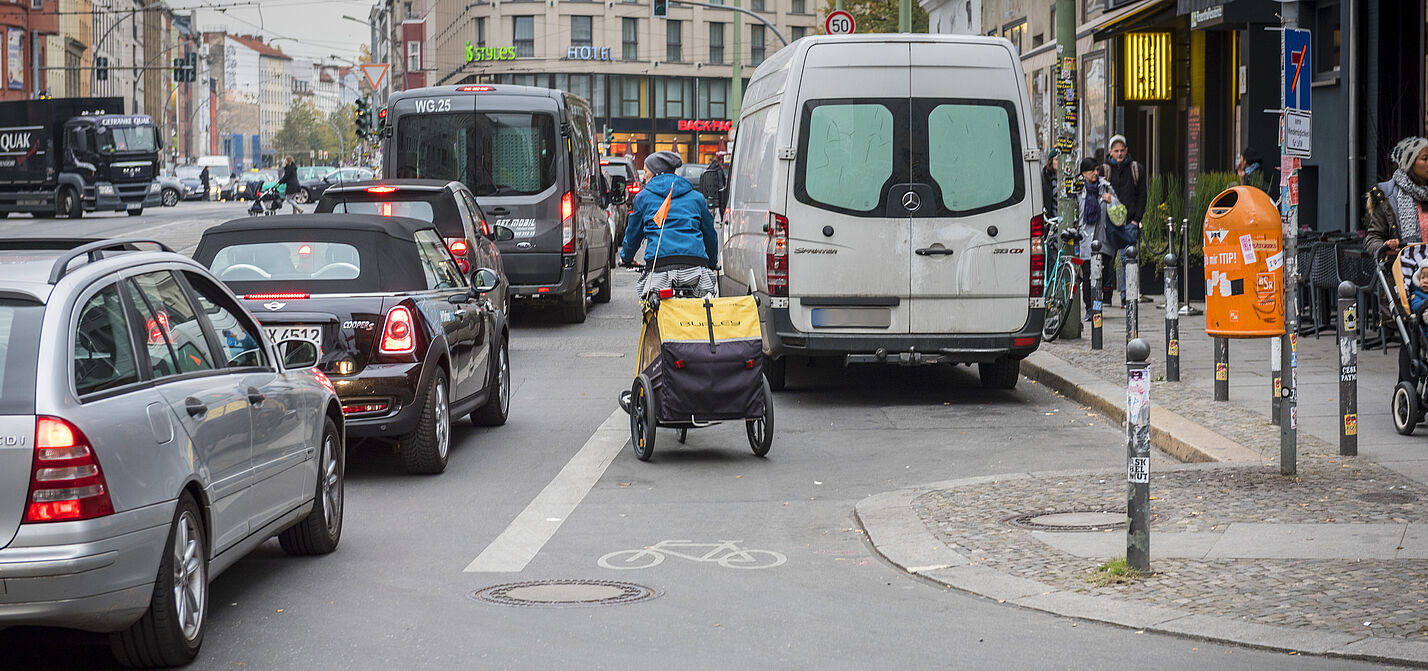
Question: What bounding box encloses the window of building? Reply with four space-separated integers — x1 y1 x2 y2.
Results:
791 26 806 41
572 16 593 48
709 23 724 63
514 16 535 57
656 77 691 117
666 20 682 62
792 0 805 13
406 41 421 71
1314 2 1340 79
623 17 639 60
698 78 727 119
1001 19 1026 55
750 25 765 65
751 0 764 11
617 75 643 116
477 17 487 47
1049 6 1056 41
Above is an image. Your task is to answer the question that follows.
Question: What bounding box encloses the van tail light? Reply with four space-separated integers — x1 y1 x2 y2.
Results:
1029 214 1047 296
766 213 789 298
25 417 114 523
380 305 416 353
561 192 576 254
245 292 309 300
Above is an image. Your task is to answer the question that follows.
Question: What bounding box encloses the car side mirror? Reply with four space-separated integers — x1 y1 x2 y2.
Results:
487 225 515 242
279 340 319 370
473 268 501 294
607 175 629 205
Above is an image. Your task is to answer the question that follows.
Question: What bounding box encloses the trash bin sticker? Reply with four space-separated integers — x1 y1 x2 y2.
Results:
1344 413 1358 435
1256 272 1277 305
1265 251 1284 272
1239 234 1257 264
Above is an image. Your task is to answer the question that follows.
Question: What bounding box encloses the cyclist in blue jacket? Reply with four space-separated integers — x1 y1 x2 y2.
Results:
620 150 720 298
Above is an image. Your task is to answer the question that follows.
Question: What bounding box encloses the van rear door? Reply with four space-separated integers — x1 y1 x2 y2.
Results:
785 41 912 335
905 41 1031 334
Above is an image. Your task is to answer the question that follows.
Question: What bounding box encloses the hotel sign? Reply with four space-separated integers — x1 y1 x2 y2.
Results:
678 119 732 132
565 46 615 61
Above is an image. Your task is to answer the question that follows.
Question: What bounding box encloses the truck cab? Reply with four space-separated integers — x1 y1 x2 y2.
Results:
62 114 163 216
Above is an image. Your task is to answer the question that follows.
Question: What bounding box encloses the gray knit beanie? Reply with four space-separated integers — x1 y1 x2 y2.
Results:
643 150 682 175
1392 136 1428 173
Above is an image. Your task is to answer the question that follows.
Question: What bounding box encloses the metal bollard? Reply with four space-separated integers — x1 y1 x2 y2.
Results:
1125 245 1139 343
1126 338 1151 573
1270 338 1282 425
1164 252 1179 381
1178 218 1203 316
1338 281 1358 456
1090 240 1103 350
1213 337 1229 401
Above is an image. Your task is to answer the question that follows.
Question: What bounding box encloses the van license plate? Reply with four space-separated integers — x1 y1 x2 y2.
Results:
265 326 322 347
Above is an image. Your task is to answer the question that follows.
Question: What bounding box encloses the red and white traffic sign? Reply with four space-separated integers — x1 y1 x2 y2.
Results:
825 10 855 35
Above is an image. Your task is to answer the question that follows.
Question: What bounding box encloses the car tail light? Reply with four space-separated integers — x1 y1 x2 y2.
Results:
24 417 114 523
766 213 789 298
561 192 576 254
245 292 309 300
1029 214 1046 296
626 182 641 195
380 305 416 353
1013 336 1038 348
600 160 611 166
342 401 390 415
458 85 495 92
366 186 398 194
447 238 472 273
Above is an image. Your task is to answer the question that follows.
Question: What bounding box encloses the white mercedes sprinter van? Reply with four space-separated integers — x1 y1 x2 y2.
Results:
720 34 1045 390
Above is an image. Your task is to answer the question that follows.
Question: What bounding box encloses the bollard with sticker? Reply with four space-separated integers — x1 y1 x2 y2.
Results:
1165 252 1180 381
1338 281 1358 456
1126 339 1151 573
1213 337 1229 401
1125 245 1139 344
1090 240 1103 350
1271 337 1282 425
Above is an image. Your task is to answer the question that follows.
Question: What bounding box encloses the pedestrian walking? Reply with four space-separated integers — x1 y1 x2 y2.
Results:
280 156 303 214
1041 151 1059 220
1366 136 1428 382
1076 157 1117 320
1102 135 1147 305
1237 146 1280 196
199 165 210 201
699 151 729 221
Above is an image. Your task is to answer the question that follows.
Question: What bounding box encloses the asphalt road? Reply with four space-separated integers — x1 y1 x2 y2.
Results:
1 205 1400 669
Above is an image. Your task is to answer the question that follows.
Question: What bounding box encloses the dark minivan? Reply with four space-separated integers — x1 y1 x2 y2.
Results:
381 84 626 323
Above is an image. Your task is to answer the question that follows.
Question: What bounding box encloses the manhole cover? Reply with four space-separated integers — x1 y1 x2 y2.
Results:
1007 510 1127 532
471 580 658 608
1357 492 1419 504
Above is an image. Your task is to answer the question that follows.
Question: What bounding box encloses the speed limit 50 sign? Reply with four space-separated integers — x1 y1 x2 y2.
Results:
825 10 855 35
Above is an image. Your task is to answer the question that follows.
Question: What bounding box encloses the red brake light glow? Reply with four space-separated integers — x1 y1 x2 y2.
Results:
599 160 611 165
312 369 335 394
766 213 789 298
380 305 416 353
1029 214 1047 296
561 192 576 254
458 86 495 92
298 244 312 255
244 292 309 300
379 202 393 217
366 186 398 194
25 417 113 523
448 240 469 256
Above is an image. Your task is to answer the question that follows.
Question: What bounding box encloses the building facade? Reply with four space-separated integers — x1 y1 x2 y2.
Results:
386 0 823 166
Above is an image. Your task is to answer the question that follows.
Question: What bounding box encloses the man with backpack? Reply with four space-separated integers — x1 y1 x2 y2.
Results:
1102 135 1148 305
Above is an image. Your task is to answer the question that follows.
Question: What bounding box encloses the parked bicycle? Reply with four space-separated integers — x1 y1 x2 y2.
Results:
1040 217 1085 342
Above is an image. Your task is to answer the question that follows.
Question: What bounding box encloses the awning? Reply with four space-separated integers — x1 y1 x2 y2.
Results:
1077 0 1174 39
1019 42 1057 74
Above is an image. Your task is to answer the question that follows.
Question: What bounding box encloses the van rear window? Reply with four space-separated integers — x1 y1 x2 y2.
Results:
925 102 1019 212
803 104 894 212
392 112 558 196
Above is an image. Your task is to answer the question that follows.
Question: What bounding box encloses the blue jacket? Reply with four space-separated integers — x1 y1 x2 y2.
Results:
621 172 718 266
1412 285 1428 314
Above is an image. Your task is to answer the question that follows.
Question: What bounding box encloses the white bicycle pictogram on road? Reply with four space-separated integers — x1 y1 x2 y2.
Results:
598 540 786 570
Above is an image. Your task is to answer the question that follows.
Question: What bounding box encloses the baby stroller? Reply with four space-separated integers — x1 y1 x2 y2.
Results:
247 182 286 216
617 279 774 462
1382 242 1428 434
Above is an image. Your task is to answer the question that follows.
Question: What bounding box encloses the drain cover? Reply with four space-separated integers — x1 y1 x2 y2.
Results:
1357 492 1419 504
471 580 658 608
1007 510 1127 532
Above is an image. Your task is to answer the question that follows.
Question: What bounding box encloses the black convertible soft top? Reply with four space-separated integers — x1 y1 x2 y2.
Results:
193 214 438 294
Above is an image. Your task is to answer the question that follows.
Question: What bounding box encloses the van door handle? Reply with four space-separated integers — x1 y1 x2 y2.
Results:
915 247 955 256
487 207 510 215
184 397 207 417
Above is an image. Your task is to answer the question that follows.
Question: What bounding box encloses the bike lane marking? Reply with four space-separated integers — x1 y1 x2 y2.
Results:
464 408 628 573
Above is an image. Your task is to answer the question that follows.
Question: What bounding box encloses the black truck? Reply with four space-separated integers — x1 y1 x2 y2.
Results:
0 97 162 218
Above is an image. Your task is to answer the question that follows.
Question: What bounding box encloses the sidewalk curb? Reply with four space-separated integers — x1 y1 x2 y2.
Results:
855 477 1428 668
1023 351 1264 464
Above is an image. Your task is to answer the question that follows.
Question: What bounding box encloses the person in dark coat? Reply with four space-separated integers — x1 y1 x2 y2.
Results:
199 165 211 201
280 156 303 214
1041 152 1059 220
1076 158 1117 320
1102 135 1147 305
1237 146 1280 198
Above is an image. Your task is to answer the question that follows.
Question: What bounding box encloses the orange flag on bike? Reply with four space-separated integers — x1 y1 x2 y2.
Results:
652 190 673 227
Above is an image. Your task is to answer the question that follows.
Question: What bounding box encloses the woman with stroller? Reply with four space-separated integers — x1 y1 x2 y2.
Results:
619 150 720 299
1076 158 1116 321
1366 137 1428 382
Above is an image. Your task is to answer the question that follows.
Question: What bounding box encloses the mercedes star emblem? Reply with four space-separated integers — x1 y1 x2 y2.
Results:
263 301 286 311
901 191 921 212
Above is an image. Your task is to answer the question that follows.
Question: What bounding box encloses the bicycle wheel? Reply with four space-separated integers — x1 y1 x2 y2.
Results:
717 549 787 569
746 375 773 457
1041 263 1075 342
597 549 665 570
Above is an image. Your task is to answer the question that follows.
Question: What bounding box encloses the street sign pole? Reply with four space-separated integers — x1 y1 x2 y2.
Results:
1054 0 1079 338
1279 7 1308 476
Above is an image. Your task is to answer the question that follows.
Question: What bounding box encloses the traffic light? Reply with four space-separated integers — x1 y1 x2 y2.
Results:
184 53 197 82
652 0 669 18
95 57 108 82
172 58 184 83
354 98 370 136
603 127 613 147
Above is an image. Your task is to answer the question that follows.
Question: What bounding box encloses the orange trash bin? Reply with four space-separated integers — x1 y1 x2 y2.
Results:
1202 186 1285 338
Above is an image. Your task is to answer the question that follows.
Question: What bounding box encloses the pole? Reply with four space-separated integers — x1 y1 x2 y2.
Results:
730 0 742 127
1271 337 1282 424
1091 240 1104 349
1279 1 1300 476
1125 245 1139 343
899 0 911 32
1126 338 1152 573
1338 281 1358 456
1165 252 1180 381
1213 337 1229 401
1179 218 1203 316
1054 0 1078 272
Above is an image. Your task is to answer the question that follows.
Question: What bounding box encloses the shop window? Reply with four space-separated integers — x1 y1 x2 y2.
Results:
477 17 486 47
667 20 682 63
709 23 724 64
513 16 535 57
750 26 765 65
623 17 639 61
572 16 593 48
1314 2 1340 80
1001 19 1026 56
792 0 805 13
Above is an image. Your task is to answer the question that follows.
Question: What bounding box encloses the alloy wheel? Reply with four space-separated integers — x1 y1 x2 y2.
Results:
321 434 343 534
434 380 449 460
172 510 206 641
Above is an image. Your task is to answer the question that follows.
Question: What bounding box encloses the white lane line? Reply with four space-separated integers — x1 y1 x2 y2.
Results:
464 408 628 573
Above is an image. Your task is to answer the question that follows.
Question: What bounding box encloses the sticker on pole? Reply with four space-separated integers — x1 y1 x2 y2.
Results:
1128 457 1149 484
825 10 855 35
1127 368 1150 418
